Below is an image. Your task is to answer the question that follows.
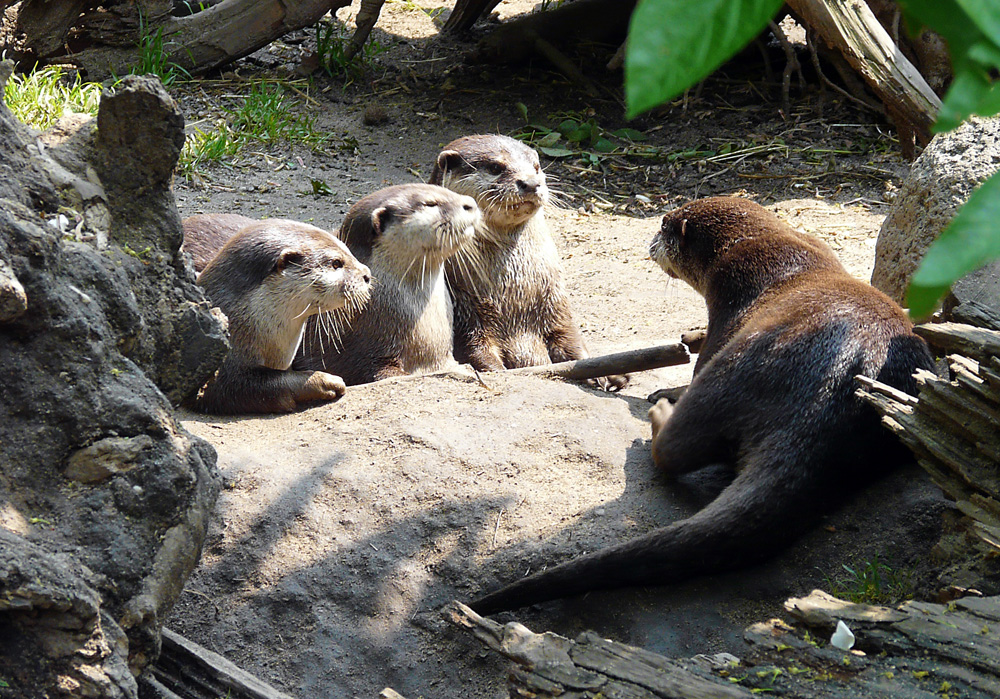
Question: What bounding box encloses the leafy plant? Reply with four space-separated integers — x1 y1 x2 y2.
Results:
625 0 1000 317
513 105 646 168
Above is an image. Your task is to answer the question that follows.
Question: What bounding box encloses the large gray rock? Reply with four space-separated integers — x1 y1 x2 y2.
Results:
0 66 223 695
871 116 1000 305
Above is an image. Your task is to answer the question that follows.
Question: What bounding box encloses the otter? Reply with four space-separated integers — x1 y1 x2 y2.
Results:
295 183 480 385
429 134 627 390
470 196 934 615
183 217 371 414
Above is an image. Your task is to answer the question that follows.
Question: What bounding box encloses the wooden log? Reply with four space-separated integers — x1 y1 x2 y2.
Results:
153 627 296 699
508 342 690 381
61 0 353 80
786 0 941 146
914 322 1000 363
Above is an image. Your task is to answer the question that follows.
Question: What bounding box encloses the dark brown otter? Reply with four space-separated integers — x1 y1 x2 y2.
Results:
184 217 371 414
470 196 934 614
295 183 481 385
429 134 627 391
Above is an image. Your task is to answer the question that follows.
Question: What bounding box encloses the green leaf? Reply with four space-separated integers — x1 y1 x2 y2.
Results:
537 131 562 147
898 0 979 54
625 0 784 118
557 119 580 135
593 137 616 153
538 146 575 158
956 0 1000 46
566 126 591 143
906 170 1000 317
515 102 528 122
612 127 646 141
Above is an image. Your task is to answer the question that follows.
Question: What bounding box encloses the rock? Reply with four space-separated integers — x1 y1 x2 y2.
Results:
0 530 137 699
871 116 1000 305
0 64 222 693
942 260 1000 331
65 435 156 484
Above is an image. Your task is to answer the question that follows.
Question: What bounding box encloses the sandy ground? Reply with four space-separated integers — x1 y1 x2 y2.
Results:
166 2 948 697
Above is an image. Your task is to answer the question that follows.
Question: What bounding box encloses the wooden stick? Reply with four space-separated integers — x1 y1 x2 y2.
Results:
157 628 296 699
509 342 690 380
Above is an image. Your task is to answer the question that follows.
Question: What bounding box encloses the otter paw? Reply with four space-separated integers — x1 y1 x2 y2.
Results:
587 373 630 392
299 371 347 402
647 385 687 404
648 398 675 441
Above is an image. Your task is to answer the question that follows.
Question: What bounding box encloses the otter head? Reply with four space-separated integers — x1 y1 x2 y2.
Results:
341 184 480 282
651 197 772 296
429 134 547 231
198 220 371 368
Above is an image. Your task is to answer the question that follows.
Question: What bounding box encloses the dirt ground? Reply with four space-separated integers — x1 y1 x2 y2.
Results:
167 2 948 697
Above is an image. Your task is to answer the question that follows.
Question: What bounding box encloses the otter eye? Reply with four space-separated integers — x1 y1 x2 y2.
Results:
534 163 541 173
484 161 504 176
331 258 344 270
425 201 440 208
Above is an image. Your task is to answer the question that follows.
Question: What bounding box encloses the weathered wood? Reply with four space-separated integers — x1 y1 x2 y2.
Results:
442 600 751 698
447 594 1000 699
786 0 941 147
858 322 1000 559
509 342 690 380
914 322 1000 364
153 627 296 699
784 589 907 629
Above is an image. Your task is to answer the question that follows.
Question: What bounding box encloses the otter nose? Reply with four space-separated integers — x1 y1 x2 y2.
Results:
460 195 477 213
516 177 541 194
360 263 372 284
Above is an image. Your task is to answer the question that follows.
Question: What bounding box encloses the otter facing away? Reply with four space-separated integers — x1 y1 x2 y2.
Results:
430 134 627 390
184 217 371 414
470 196 933 615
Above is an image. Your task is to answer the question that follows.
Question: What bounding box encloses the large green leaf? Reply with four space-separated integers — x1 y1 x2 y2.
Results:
624 0 784 118
906 170 1000 318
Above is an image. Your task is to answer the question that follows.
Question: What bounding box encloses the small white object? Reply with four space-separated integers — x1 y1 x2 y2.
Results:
830 620 855 650
635 194 652 204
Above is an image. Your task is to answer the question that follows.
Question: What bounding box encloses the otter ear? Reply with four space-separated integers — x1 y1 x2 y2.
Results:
371 206 392 235
276 249 305 273
430 150 462 184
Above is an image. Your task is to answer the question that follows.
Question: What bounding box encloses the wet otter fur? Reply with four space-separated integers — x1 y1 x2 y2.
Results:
429 134 627 390
295 183 480 385
186 218 371 414
470 196 934 614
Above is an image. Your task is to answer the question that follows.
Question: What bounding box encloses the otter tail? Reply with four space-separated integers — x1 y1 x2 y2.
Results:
470 450 839 615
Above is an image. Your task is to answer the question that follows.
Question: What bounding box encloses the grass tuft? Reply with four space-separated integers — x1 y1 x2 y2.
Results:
827 555 913 605
3 65 102 130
